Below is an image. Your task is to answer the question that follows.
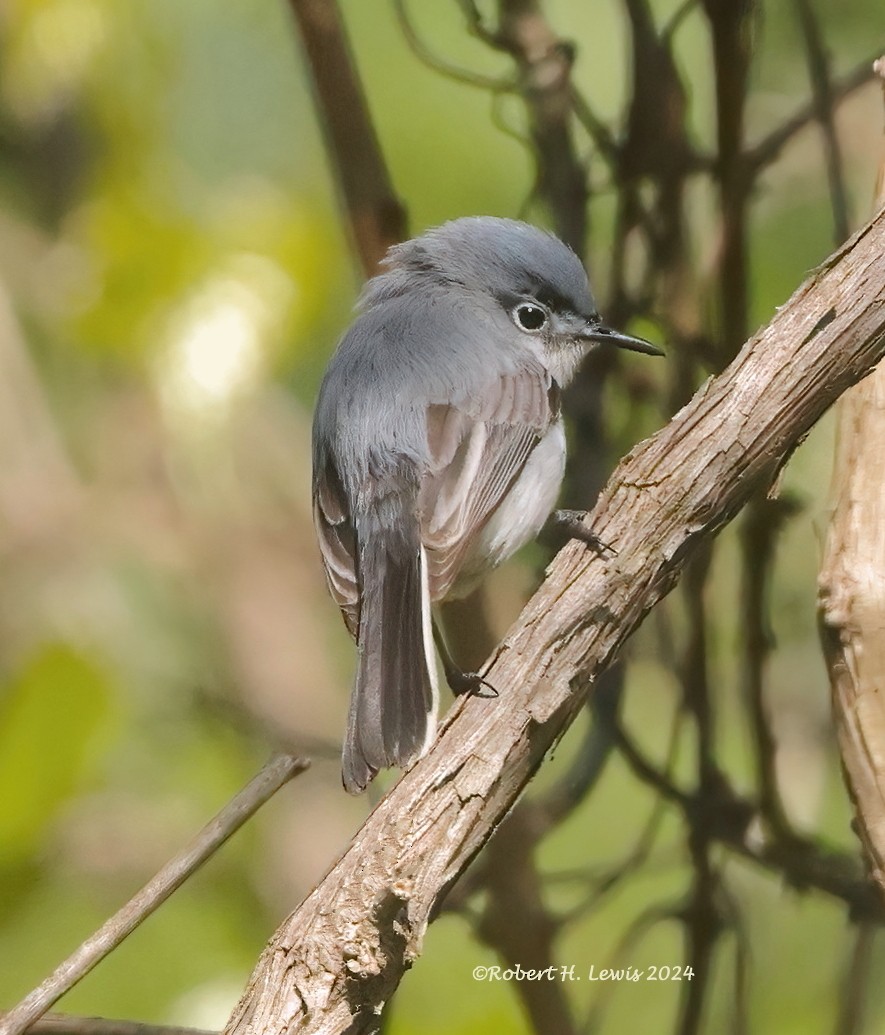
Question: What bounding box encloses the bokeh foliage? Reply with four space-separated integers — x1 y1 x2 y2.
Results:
1 2 884 1033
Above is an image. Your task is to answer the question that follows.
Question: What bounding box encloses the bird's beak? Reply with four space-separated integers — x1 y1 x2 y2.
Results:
577 320 664 357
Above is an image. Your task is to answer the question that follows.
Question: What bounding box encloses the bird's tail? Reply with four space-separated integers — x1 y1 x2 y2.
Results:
342 508 438 793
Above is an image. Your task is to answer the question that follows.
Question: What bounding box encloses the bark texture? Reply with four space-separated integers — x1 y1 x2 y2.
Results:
226 210 885 1035
818 57 885 895
820 365 885 891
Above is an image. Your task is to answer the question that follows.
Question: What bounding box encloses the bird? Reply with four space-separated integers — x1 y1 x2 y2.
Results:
311 216 661 792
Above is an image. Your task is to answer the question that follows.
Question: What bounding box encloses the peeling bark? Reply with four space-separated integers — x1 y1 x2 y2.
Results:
819 59 885 896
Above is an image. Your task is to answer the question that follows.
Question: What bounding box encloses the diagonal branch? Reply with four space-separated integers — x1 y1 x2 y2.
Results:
743 58 876 175
223 207 885 1035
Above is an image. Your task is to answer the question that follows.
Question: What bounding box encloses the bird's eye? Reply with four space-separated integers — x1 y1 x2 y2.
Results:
513 302 548 332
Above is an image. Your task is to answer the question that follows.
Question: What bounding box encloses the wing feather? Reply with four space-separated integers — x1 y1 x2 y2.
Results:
313 455 359 638
419 359 559 599
314 358 560 624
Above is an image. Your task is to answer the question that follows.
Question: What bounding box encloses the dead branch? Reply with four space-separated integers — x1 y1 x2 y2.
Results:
818 57 885 900
13 1016 216 1035
0 755 310 1035
223 206 885 1035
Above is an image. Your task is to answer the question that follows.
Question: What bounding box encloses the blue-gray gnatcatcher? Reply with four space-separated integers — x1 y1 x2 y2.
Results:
312 216 661 792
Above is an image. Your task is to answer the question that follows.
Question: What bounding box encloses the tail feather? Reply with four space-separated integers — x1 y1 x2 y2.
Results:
342 511 437 793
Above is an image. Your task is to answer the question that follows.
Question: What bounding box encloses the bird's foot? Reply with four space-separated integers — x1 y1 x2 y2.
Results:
552 509 617 557
446 668 498 698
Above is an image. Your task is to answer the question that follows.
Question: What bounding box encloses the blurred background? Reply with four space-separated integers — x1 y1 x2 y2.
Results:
0 1 884 1033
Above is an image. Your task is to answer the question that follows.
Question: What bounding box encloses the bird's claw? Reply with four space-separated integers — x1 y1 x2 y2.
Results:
447 669 499 698
553 509 617 557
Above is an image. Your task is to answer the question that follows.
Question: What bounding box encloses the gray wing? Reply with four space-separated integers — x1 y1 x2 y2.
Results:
313 456 359 639
312 356 558 792
419 357 560 599
313 357 560 624
313 452 435 792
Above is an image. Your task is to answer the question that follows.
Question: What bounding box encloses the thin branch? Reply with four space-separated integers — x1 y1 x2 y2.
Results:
483 0 589 253
744 58 876 174
529 666 623 837
682 540 716 783
738 495 800 835
581 904 676 1035
619 0 694 187
564 709 685 918
224 208 885 1035
677 828 722 1035
456 0 503 47
702 0 755 358
392 0 511 91
568 88 620 167
617 729 883 920
475 813 578 1035
833 924 875 1035
794 0 852 242
0 755 310 1035
12 1017 216 1035
613 723 693 810
717 884 751 1035
664 0 702 40
287 0 407 275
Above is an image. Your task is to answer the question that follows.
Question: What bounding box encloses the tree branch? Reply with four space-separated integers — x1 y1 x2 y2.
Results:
743 58 876 175
223 208 885 1035
12 1017 216 1035
485 0 589 253
475 814 577 1035
818 56 885 899
287 0 407 275
615 727 883 921
833 924 875 1035
793 0 852 243
703 0 754 358
738 495 799 835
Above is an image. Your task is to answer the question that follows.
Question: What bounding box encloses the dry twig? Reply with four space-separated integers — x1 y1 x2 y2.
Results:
818 55 885 899
13 1017 216 1035
0 755 310 1035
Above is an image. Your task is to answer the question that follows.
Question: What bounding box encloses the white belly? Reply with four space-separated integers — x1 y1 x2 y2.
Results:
451 420 566 595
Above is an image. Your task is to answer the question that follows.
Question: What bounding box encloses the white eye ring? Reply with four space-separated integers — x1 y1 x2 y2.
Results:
512 302 549 333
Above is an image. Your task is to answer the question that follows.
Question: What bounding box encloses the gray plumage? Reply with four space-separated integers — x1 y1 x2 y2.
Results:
312 216 660 793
